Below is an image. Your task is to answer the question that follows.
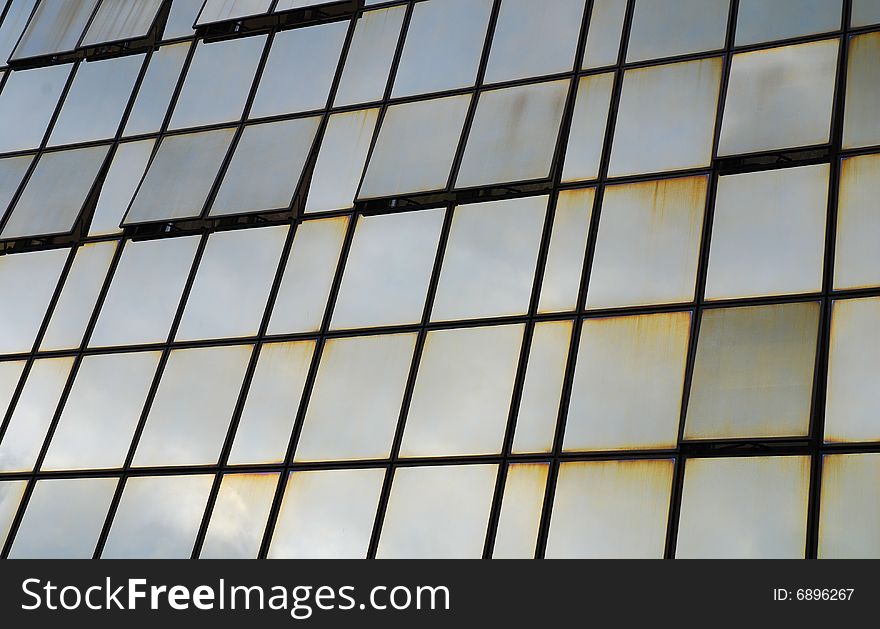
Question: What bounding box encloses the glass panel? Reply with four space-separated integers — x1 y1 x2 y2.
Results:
587 176 706 309
432 196 546 322
735 0 841 46
90 236 199 347
176 225 287 341
400 324 524 457
627 0 728 62
825 297 880 443
685 302 819 440
0 357 74 472
249 21 347 118
101 474 214 559
705 165 828 300
843 32 880 150
331 209 444 330
0 154 34 223
608 57 721 177
81 0 164 46
392 0 492 98
676 456 810 558
546 460 673 558
565 312 690 451
2 144 109 239
456 80 569 189
228 341 315 465
333 6 406 107
268 468 384 559
124 128 235 224
0 247 68 354
561 73 614 183
40 241 117 352
0 0 38 68
197 0 272 24
358 94 470 200
538 189 593 314
132 345 252 467
835 154 880 289
0 480 26 549
42 351 161 471
8 477 116 558
123 42 190 137
89 139 155 236
512 321 571 454
819 453 880 558
718 40 838 156
492 463 548 559
200 472 278 559
582 0 626 69
377 464 497 559
305 108 379 214
11 0 100 60
268 217 349 335
168 34 267 130
163 0 201 39
0 63 70 154
483 0 586 84
209 117 321 217
852 0 880 26
0 360 25 417
295 333 416 462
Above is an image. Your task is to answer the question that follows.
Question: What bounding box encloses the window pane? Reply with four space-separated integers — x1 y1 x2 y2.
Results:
0 0 38 69
358 94 470 200
456 80 569 189
512 321 571 454
123 42 190 137
210 118 320 217
0 154 33 223
835 154 880 289
228 341 315 465
484 0 586 84
331 209 444 330
8 477 116 558
676 456 810 558
400 324 524 458
0 357 74 472
852 0 880 26
582 0 626 69
0 64 70 154
124 128 235 224
305 108 379 214
377 464 497 559
685 302 819 440
825 297 880 443
268 468 384 559
561 73 614 183
197 0 272 24
538 189 593 314
0 360 25 418
296 333 416 462
163 0 201 40
546 459 673 558
132 345 252 467
268 217 349 335
609 58 721 177
588 175 706 309
2 144 110 239
40 242 117 352
81 0 164 46
819 453 880 558
333 6 405 107
843 32 880 150
89 139 155 236
392 0 491 98
718 40 838 156
11 0 100 61
628 0 728 62
705 165 827 300
102 474 213 559
735 0 841 46
0 247 68 354
565 312 690 451
249 21 347 118
200 472 278 559
492 463 548 559
168 35 266 130
42 351 161 471
432 196 546 321
0 480 26 549
90 236 199 347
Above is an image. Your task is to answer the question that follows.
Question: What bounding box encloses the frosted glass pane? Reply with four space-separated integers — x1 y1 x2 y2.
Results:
82 0 164 45
11 0 99 61
124 43 190 137
0 63 69 153
89 139 155 236
538 189 593 314
492 463 548 559
200 473 278 559
834 154 880 289
627 0 728 62
819 453 880 558
582 0 626 69
842 32 880 150
735 0 841 46
561 73 614 183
